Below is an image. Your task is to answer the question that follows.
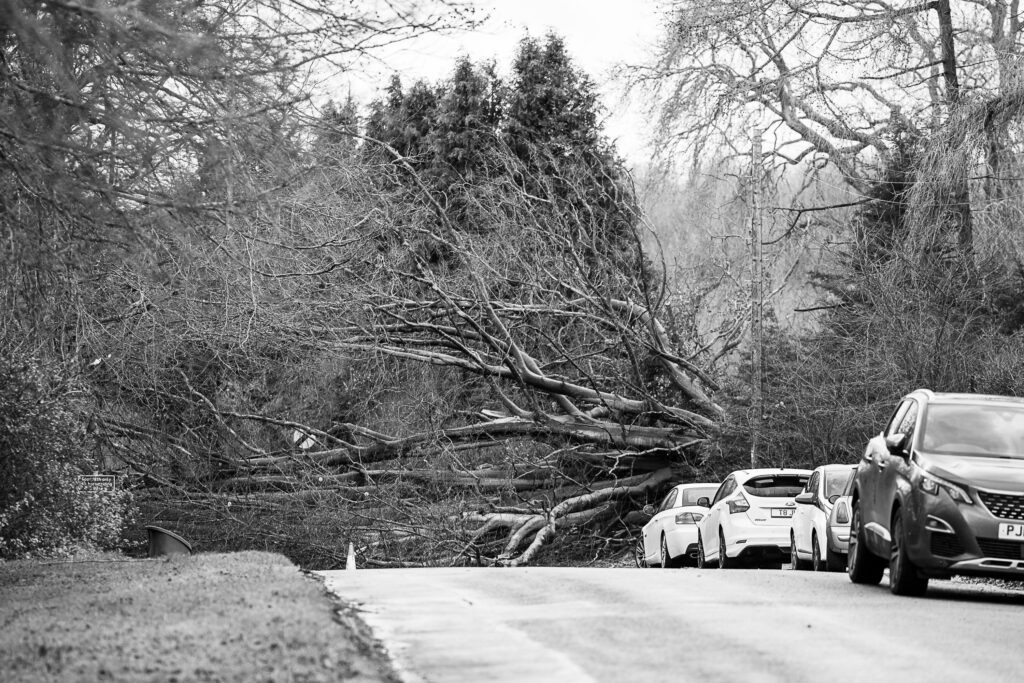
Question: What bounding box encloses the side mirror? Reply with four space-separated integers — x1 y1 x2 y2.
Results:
642 504 655 516
696 496 710 508
827 494 840 505
885 433 909 456
794 491 814 505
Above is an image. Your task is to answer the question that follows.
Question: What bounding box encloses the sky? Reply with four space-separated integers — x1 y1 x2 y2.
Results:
340 0 666 166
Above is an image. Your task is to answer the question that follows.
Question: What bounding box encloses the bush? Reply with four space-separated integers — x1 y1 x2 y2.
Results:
0 355 134 558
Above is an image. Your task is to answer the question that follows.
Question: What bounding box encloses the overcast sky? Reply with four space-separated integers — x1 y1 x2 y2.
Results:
340 0 666 165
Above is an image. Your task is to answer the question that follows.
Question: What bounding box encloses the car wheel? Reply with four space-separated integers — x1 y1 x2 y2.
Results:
697 533 715 569
811 534 825 572
661 535 681 569
847 503 885 585
889 514 929 596
719 529 738 569
634 537 648 568
789 531 810 571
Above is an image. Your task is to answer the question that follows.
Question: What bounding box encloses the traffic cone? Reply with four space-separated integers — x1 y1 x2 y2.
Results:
345 542 356 571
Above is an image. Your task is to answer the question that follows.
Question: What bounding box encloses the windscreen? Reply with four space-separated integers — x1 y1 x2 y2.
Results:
678 485 718 506
921 403 1024 458
825 469 854 498
742 475 808 498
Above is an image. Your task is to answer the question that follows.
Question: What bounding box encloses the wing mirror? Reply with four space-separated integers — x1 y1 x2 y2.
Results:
885 433 909 457
696 496 711 508
828 494 841 505
794 491 814 505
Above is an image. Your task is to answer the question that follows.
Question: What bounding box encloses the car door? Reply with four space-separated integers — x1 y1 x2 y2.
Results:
877 399 919 543
642 487 678 563
861 401 910 533
792 470 820 557
703 476 735 560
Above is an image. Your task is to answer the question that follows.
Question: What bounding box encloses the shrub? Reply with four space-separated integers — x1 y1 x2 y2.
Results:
0 355 134 558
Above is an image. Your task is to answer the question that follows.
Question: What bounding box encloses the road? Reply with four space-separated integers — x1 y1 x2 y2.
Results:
319 566 1024 683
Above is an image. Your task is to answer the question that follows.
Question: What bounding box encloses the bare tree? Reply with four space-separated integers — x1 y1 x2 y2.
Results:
0 0 473 345
629 0 1024 255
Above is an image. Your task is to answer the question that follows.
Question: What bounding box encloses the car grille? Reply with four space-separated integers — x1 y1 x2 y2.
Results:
977 538 1024 560
930 534 964 558
978 490 1024 520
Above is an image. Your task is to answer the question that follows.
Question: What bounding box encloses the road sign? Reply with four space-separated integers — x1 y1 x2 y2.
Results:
78 474 117 493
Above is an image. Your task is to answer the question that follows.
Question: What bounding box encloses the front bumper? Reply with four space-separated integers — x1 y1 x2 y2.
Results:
903 488 1024 579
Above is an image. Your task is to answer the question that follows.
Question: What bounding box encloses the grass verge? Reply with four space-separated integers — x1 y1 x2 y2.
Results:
0 551 399 682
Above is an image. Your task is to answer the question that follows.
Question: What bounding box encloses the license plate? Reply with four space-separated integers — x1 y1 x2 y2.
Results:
998 522 1024 540
771 508 794 518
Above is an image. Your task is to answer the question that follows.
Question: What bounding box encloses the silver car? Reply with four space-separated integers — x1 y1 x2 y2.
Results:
824 466 858 572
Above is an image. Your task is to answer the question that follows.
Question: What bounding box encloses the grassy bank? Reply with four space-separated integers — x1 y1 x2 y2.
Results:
0 551 398 682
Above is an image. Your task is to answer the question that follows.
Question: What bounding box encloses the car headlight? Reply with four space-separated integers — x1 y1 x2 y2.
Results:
919 472 973 504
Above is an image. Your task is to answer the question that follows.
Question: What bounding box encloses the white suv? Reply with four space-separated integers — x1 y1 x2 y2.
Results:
697 468 812 568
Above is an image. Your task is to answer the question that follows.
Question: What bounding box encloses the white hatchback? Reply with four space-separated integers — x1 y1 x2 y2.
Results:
697 468 812 568
636 482 719 568
789 464 856 572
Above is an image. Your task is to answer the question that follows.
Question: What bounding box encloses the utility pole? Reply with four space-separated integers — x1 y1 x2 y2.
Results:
749 129 764 469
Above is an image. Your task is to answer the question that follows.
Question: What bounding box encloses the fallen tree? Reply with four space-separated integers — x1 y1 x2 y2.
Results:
79 130 735 566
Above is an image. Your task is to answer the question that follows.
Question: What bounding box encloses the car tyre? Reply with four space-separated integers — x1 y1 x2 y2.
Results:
634 537 648 568
847 503 885 585
811 534 826 572
697 532 716 569
789 531 811 570
719 529 738 569
661 534 681 569
889 514 929 596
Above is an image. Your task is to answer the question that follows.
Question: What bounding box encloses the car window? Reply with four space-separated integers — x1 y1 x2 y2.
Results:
895 402 919 438
806 471 820 495
824 468 854 498
742 474 809 498
885 401 912 437
658 489 678 513
842 467 857 496
712 477 734 505
678 485 718 507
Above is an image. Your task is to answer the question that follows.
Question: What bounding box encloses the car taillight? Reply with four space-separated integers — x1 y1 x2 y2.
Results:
835 502 849 525
674 513 694 525
727 493 750 514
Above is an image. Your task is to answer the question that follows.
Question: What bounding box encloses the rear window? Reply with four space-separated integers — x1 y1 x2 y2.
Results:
824 469 854 498
678 485 718 507
743 475 808 498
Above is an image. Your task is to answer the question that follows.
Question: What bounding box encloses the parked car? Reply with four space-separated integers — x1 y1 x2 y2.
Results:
636 482 719 568
790 464 856 571
697 468 812 568
824 469 857 572
848 389 1024 596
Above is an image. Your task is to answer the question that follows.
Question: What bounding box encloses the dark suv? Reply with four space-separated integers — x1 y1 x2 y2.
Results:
848 389 1024 595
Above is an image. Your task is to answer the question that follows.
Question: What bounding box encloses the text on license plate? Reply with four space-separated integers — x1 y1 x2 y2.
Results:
998 522 1024 540
771 508 794 518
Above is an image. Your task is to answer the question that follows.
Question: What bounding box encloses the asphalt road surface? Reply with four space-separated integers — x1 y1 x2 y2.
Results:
319 567 1024 683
